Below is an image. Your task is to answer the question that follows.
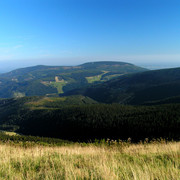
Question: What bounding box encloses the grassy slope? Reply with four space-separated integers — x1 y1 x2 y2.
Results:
0 141 179 180
86 71 108 83
50 81 67 93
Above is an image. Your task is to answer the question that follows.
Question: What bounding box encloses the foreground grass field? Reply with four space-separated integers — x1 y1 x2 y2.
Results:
0 141 179 180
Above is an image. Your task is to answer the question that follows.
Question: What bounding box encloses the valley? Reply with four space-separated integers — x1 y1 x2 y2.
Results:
1 0 179 178
0 61 179 180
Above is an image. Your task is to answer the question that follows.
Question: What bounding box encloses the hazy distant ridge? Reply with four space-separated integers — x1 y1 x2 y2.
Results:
0 61 147 98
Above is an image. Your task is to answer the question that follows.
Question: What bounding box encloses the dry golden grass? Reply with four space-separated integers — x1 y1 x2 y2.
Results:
0 142 179 180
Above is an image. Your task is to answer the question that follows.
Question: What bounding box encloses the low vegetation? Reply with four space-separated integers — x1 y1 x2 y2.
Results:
86 71 108 83
0 135 179 180
50 81 67 94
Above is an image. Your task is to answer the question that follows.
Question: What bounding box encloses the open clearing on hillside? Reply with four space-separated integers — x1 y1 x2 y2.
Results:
86 71 108 83
0 141 179 179
50 80 67 94
41 76 68 94
86 71 124 83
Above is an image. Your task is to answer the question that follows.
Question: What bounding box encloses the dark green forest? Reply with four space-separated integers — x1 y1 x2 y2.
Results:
0 96 179 142
16 104 180 141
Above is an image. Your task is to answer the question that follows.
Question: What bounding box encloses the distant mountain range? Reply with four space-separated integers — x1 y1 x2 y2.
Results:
2 60 180 105
0 61 146 98
63 67 180 105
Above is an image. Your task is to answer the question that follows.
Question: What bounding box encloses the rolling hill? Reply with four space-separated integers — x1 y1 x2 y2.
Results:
0 61 147 98
0 95 179 141
62 67 180 105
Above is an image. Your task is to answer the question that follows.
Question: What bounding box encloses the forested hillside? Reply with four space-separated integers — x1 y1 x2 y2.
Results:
0 61 146 98
0 96 179 142
63 67 180 105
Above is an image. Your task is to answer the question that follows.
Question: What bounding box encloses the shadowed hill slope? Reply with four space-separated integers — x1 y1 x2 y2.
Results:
0 96 179 141
62 67 180 104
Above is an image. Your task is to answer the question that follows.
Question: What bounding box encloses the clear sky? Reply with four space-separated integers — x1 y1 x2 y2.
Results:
0 0 180 71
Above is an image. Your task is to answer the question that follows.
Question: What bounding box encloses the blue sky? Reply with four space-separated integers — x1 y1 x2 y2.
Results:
0 0 180 71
